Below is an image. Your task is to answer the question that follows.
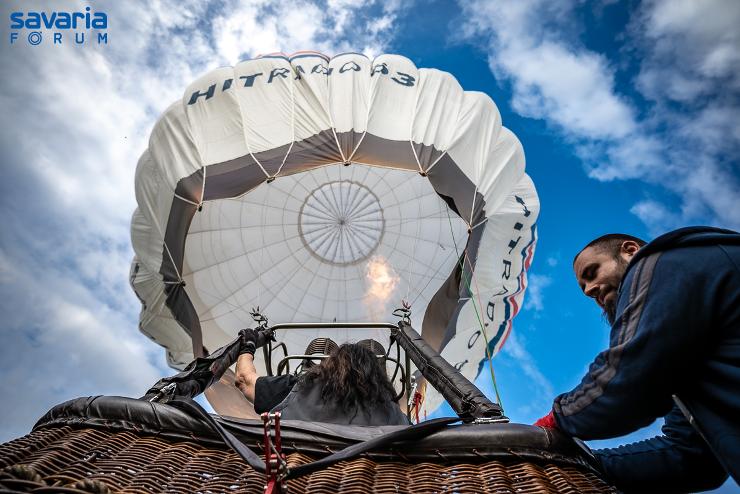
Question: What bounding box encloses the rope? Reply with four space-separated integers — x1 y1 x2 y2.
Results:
275 72 296 177
345 66 375 164
324 70 348 164
166 167 208 283
445 207 503 408
464 254 503 407
173 193 199 207
162 240 183 283
424 149 449 174
200 165 207 208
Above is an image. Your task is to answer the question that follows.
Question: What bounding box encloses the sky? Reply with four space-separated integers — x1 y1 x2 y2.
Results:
0 0 738 491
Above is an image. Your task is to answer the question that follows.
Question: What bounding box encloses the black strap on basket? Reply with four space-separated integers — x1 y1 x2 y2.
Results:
168 397 458 480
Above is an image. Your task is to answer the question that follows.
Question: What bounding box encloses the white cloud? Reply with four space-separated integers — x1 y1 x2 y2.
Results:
503 42 636 140
462 0 637 141
630 200 684 234
211 0 404 63
503 332 553 396
499 331 554 418
524 273 552 312
640 0 740 87
0 0 401 441
0 242 167 442
458 0 740 232
629 0 740 233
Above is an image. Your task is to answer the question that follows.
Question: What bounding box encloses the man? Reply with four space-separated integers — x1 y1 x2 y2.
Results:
535 226 739 492
234 333 408 426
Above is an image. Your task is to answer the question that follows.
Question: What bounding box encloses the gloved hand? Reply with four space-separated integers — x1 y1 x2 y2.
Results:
238 328 274 356
238 328 258 356
534 410 558 429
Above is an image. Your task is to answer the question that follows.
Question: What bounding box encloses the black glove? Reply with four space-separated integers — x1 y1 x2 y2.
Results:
238 328 274 356
238 328 258 356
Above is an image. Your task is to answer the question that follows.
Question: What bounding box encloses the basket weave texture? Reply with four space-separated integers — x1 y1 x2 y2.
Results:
0 426 617 493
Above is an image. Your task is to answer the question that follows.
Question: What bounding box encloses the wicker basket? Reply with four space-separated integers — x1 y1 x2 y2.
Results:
0 397 617 493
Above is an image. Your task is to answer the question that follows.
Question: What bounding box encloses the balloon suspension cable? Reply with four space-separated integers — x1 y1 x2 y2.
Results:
345 77 373 163
242 124 271 180
274 74 296 178
463 253 503 408
173 192 200 207
323 76 348 165
198 165 207 211
404 176 423 302
345 129 368 163
162 244 184 285
445 207 503 408
409 139 425 175
326 111 347 164
423 149 449 175
171 166 206 209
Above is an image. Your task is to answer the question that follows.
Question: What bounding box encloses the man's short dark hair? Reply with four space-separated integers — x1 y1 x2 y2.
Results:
573 233 647 264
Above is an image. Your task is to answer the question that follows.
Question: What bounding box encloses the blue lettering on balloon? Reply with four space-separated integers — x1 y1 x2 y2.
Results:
339 61 360 73
268 68 290 83
188 84 216 105
371 63 388 76
311 64 333 75
392 71 415 87
240 73 263 87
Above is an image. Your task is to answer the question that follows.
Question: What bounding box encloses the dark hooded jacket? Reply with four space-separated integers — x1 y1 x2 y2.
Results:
553 227 740 492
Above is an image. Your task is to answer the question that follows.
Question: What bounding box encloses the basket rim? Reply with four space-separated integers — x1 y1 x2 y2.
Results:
32 395 598 470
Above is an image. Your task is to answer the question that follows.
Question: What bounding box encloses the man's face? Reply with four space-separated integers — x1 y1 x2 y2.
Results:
573 246 632 324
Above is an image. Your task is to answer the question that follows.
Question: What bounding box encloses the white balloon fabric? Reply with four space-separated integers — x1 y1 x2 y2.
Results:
130 52 539 417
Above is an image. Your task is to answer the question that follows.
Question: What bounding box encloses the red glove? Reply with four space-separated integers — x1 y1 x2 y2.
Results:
534 410 558 429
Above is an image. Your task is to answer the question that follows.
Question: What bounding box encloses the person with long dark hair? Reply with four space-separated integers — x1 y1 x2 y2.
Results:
235 334 408 426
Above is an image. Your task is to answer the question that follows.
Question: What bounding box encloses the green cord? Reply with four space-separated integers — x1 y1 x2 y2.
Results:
445 208 503 408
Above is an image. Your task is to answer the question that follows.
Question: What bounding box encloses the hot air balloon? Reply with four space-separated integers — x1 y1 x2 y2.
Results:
129 51 538 418
0 52 618 493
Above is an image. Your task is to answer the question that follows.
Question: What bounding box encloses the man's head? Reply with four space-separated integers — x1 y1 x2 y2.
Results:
305 342 396 412
573 234 647 324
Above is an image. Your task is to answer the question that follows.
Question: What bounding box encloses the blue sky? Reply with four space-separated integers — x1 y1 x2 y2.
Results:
0 0 738 491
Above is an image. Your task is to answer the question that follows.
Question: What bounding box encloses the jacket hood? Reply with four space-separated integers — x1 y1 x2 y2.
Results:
628 226 740 271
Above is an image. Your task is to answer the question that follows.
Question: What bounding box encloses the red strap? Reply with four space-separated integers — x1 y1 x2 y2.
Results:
262 412 286 493
265 478 280 494
412 390 423 423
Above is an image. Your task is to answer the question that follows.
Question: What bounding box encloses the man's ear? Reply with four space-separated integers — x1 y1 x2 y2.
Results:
621 240 641 258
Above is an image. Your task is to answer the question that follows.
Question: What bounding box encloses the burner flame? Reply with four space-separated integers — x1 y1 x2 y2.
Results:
364 256 399 319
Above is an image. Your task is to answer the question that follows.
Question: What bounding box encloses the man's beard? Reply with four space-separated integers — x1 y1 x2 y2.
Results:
603 302 617 326
602 256 629 326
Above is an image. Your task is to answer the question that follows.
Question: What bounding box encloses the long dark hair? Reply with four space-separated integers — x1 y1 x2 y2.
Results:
302 343 396 412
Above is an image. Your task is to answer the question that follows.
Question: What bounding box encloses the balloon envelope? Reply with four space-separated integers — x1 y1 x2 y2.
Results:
130 52 539 417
